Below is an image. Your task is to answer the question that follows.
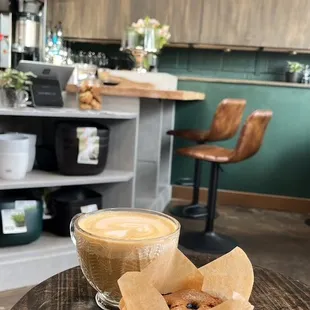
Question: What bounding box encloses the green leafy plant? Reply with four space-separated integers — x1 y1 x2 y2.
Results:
287 61 304 73
11 213 26 227
0 69 36 91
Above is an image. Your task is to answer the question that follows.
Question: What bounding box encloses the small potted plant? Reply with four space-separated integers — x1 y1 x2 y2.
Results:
286 61 304 83
0 69 36 108
11 212 26 227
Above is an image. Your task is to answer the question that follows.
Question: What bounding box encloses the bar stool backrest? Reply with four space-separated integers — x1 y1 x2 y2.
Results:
208 98 246 142
231 110 273 163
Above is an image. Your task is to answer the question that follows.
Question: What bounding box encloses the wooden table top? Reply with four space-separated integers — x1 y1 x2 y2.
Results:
12 252 310 310
66 84 206 101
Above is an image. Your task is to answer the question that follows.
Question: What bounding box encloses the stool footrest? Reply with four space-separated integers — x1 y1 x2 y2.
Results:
169 204 220 220
180 231 238 254
169 204 207 219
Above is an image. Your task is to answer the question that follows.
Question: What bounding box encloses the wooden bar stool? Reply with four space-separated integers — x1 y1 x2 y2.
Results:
167 98 246 219
177 110 273 254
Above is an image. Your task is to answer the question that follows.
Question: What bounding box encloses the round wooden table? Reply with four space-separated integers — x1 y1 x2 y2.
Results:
12 252 310 310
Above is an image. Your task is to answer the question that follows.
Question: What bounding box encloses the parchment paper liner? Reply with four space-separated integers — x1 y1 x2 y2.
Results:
118 247 254 310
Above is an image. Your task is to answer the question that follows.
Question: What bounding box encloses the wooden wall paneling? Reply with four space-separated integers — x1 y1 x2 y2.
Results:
169 0 203 43
48 0 82 38
128 0 203 44
259 0 310 49
46 0 54 26
76 0 123 40
129 0 170 26
48 0 124 40
200 0 262 46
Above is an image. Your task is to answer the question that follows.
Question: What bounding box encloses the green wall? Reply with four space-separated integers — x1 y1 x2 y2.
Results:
172 81 310 198
159 48 310 198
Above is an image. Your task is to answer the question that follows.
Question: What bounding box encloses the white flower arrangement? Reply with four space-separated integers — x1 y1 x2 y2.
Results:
131 16 171 50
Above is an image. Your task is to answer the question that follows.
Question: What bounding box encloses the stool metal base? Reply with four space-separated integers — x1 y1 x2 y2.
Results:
169 204 219 220
180 231 238 254
169 204 207 219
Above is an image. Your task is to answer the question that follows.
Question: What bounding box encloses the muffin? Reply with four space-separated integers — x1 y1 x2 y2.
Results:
163 289 222 309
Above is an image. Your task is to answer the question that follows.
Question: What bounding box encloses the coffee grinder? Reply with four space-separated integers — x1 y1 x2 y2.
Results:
11 0 46 67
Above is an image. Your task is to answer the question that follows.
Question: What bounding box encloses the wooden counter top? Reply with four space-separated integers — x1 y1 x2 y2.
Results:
66 84 205 101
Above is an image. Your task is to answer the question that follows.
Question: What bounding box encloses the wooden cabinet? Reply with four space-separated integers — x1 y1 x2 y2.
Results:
47 0 81 38
47 0 202 43
199 0 310 50
47 0 310 50
199 0 263 46
258 0 310 49
122 0 203 43
47 0 123 40
169 0 203 43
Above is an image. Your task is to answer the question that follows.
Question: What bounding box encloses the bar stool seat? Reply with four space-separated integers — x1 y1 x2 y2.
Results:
167 129 211 143
178 145 234 162
178 110 273 254
168 98 246 219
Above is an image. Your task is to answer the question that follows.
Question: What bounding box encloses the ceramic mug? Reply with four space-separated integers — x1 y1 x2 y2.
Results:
0 152 29 180
4 89 30 108
15 90 30 108
6 133 37 172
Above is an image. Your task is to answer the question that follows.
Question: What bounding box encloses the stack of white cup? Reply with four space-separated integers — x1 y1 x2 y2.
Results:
0 133 37 180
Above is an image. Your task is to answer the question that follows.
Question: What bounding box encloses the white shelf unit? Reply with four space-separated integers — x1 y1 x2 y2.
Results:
0 169 134 190
0 105 139 291
0 233 76 291
135 99 175 212
0 71 178 292
0 107 137 119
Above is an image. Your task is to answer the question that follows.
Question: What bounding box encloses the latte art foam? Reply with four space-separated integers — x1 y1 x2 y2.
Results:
78 211 177 240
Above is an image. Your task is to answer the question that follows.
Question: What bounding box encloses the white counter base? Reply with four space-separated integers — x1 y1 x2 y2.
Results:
0 233 77 291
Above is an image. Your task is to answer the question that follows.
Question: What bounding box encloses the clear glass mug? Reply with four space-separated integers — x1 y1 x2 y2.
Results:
2 88 30 108
70 208 180 310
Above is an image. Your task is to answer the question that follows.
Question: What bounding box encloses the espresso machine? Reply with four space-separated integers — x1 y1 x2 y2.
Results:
11 0 46 67
0 0 11 69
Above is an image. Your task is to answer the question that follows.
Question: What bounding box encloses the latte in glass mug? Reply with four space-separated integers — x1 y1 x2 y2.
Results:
70 208 180 309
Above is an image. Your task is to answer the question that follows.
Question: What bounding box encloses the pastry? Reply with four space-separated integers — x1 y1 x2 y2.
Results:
79 91 93 104
163 289 222 309
79 103 92 110
91 87 102 102
92 101 102 110
90 99 101 110
80 82 92 93
79 82 102 111
92 94 101 103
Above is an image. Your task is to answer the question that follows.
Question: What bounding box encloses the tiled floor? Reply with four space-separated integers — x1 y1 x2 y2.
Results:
0 287 32 310
169 202 310 285
0 203 309 309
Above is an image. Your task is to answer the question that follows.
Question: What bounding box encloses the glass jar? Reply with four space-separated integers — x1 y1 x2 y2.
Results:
76 63 98 85
78 77 102 111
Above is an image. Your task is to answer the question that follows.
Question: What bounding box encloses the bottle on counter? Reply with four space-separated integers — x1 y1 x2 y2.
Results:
57 22 63 38
66 45 74 65
46 24 53 48
56 22 63 50
52 26 58 46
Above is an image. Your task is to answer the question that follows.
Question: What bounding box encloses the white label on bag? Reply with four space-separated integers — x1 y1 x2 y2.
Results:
80 204 98 213
1 209 27 234
76 127 100 165
15 200 37 211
